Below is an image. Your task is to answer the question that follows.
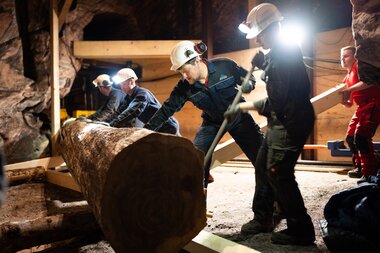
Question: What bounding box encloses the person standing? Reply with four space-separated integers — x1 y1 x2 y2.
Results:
144 40 264 187
227 3 316 245
87 74 125 122
340 46 380 182
110 68 179 135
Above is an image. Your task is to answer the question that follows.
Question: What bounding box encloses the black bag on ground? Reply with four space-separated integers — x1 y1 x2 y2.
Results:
320 183 380 253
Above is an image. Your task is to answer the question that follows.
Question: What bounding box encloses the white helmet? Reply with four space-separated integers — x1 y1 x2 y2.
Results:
170 40 200 71
239 3 283 39
92 74 113 87
113 68 138 84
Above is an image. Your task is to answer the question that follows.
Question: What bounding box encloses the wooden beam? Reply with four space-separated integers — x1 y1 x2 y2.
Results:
184 230 260 253
210 84 345 169
46 170 81 192
58 0 74 30
50 0 60 156
4 156 65 171
211 122 266 169
73 40 200 60
310 83 345 115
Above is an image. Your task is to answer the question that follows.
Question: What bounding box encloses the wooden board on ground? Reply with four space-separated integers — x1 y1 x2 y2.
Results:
184 230 260 253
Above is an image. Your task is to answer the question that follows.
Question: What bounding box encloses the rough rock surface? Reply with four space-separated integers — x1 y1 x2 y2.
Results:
351 0 380 85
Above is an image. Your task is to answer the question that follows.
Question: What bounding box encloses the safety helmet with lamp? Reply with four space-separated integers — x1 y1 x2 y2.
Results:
92 74 113 87
239 3 283 39
170 41 208 71
113 68 138 84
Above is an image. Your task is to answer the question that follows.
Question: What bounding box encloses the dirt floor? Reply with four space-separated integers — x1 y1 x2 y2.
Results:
0 162 358 253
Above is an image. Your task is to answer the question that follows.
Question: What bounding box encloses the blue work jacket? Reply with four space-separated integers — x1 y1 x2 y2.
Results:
145 58 254 130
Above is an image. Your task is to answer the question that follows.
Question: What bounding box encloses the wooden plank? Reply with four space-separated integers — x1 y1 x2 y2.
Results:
210 122 266 169
210 84 345 169
73 40 200 60
184 230 260 253
46 170 81 192
58 0 73 30
4 156 65 171
310 83 345 115
50 0 60 156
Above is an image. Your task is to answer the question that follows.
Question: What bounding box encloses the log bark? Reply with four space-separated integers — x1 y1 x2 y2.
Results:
0 211 102 253
5 166 46 186
58 120 206 253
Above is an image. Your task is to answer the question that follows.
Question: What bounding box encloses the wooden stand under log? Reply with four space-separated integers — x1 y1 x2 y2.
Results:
58 120 207 253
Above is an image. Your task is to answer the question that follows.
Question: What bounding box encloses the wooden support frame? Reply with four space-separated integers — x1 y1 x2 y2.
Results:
210 84 346 169
50 0 60 156
73 40 200 60
4 156 65 171
4 156 79 191
46 170 80 192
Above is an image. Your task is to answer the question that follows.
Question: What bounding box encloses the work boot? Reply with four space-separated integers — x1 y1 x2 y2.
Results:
208 174 214 184
271 228 315 245
357 176 369 185
347 167 362 178
240 219 273 236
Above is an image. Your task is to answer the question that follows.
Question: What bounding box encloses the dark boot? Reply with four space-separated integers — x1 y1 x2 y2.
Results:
348 167 362 178
271 228 315 245
240 219 273 236
360 153 378 177
357 176 370 185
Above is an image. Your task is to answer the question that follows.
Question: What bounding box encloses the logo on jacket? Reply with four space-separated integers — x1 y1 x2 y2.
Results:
219 74 228 80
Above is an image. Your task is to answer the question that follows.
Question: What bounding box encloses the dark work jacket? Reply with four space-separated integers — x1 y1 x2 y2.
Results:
87 87 125 122
109 86 179 134
145 58 254 130
253 41 315 142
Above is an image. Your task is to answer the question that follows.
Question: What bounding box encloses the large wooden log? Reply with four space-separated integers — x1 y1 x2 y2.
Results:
58 120 206 253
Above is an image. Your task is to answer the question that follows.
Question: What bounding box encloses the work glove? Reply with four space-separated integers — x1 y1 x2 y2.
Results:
252 50 265 69
242 79 255 94
91 121 110 127
224 104 241 121
75 116 89 122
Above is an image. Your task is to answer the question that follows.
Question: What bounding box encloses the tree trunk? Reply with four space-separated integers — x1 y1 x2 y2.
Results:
0 211 102 253
58 120 206 253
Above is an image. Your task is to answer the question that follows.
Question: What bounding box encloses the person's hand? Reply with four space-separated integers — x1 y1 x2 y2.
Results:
91 121 110 127
252 50 265 69
242 80 255 94
339 88 353 108
224 104 241 121
75 116 88 122
75 116 94 123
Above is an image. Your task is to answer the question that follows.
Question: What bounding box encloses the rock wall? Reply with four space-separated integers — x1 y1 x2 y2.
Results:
0 0 93 163
351 0 380 86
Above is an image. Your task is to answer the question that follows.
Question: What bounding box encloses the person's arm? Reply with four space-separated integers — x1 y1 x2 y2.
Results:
110 94 148 127
340 81 372 108
90 91 124 122
145 81 188 131
235 63 256 94
224 98 270 119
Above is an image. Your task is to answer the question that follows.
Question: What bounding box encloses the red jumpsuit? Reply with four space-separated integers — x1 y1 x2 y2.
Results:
344 60 380 176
